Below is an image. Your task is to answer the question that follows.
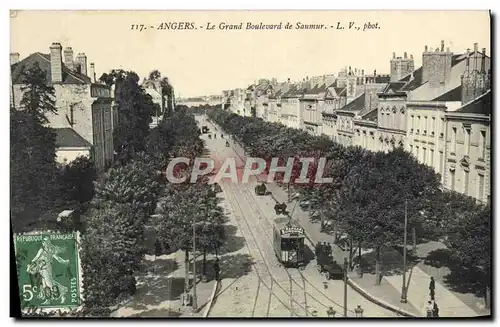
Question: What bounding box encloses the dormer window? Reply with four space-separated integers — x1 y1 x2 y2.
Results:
416 129 420 134
400 107 405 114
392 106 397 113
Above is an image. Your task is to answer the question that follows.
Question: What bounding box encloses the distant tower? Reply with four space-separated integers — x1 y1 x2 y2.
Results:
346 66 357 101
390 52 415 82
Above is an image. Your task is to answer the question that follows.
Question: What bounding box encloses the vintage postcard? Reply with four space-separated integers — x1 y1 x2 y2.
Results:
10 10 491 318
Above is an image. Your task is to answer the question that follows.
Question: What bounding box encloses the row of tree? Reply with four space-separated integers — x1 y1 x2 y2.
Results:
79 69 226 315
208 109 490 305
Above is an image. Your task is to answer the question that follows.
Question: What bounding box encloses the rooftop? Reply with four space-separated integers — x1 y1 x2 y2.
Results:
453 90 491 115
11 52 92 85
55 128 93 148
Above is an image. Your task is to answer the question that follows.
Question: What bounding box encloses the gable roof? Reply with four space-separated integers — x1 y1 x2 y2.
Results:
454 90 491 115
432 85 462 101
55 128 92 148
338 93 365 112
11 52 92 85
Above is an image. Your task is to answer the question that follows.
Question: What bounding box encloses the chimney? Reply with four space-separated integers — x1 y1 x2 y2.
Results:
90 62 96 82
404 52 407 59
446 47 450 53
49 43 63 83
422 41 453 87
287 78 290 83
393 52 396 59
63 47 74 71
474 43 478 53
481 48 486 73
410 54 414 59
374 69 377 76
425 45 428 52
361 69 364 76
75 53 87 76
10 52 20 65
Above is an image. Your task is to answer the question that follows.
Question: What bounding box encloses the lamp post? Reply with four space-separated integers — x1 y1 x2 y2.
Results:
343 257 348 317
401 198 408 303
192 221 199 311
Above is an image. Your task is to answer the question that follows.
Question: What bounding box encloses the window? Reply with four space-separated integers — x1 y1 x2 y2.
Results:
464 127 471 156
417 116 421 129
410 145 413 154
479 131 486 159
451 127 457 153
449 169 455 191
410 115 414 132
478 174 485 201
430 149 434 167
431 117 436 134
416 146 420 159
424 116 428 133
423 147 427 164
464 170 469 195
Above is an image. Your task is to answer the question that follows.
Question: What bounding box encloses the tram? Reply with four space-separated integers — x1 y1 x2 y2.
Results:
273 217 305 267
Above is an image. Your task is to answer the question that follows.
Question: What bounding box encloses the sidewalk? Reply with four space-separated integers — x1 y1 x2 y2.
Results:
110 251 216 317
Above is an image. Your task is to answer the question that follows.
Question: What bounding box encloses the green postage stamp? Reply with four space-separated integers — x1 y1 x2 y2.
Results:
14 232 81 309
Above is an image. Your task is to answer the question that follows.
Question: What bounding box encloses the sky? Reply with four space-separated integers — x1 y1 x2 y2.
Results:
10 10 490 98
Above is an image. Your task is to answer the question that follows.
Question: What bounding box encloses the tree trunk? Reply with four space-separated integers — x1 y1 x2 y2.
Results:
485 285 491 309
348 239 353 270
184 250 190 291
375 246 381 286
320 207 325 231
332 222 338 244
202 249 207 279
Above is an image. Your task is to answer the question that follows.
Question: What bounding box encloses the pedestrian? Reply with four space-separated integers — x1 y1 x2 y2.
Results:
429 277 435 292
429 276 435 299
433 302 439 317
214 259 220 281
315 242 320 259
426 301 434 317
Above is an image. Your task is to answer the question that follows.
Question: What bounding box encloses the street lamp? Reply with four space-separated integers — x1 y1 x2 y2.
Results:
343 257 348 317
191 220 198 311
401 198 408 303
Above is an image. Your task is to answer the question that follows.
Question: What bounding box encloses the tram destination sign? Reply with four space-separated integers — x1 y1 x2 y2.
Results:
281 226 304 235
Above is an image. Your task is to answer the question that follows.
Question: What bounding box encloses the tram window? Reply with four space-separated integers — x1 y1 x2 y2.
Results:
281 238 299 251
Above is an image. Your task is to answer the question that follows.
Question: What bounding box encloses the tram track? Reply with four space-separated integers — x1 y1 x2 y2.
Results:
235 182 311 317
223 180 308 316
239 179 359 316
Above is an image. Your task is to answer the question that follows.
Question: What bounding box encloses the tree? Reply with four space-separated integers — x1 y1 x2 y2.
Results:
10 63 60 232
445 197 491 308
149 69 161 80
18 62 57 125
112 72 155 161
54 155 97 212
81 202 145 315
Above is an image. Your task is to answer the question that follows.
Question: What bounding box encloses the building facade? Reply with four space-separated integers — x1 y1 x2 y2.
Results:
10 42 115 171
